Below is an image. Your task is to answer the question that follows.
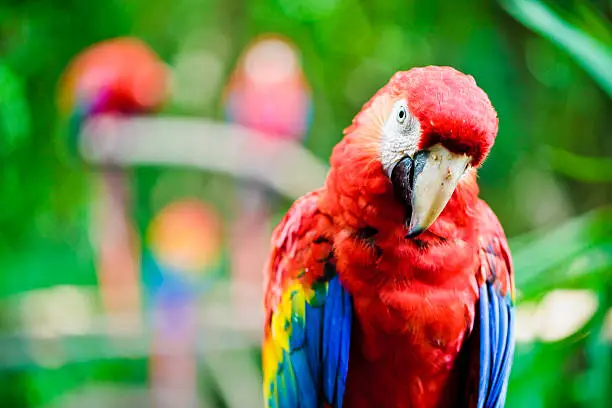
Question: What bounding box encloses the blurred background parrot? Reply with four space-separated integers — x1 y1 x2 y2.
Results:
145 199 223 408
223 34 312 320
58 37 168 153
57 38 168 335
263 66 515 407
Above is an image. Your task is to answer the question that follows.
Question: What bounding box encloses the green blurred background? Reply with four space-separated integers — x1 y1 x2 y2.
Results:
1 0 611 407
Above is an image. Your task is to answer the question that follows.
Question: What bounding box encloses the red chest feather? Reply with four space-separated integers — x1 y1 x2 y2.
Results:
331 195 481 407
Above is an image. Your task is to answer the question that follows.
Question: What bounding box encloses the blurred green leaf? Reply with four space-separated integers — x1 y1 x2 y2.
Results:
500 0 612 98
544 145 612 182
511 207 612 299
0 64 30 156
579 289 611 408
573 2 612 45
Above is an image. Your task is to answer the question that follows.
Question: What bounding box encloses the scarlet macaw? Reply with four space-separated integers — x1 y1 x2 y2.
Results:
263 66 514 408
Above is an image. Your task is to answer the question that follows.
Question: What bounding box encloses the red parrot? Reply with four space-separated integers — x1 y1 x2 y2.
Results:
223 35 313 321
262 66 515 408
57 37 168 334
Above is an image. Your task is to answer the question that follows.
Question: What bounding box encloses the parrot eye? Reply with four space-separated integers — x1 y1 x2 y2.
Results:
397 107 407 124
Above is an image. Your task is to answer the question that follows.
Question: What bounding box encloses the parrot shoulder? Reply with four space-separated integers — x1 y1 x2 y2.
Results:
264 190 334 313
475 199 514 299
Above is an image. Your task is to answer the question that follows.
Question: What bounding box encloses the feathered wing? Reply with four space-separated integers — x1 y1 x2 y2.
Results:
263 191 352 408
468 200 516 408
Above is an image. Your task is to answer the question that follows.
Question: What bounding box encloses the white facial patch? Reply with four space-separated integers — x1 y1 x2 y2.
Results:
380 99 421 177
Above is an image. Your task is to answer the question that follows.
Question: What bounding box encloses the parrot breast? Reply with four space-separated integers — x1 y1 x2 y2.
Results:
322 150 483 407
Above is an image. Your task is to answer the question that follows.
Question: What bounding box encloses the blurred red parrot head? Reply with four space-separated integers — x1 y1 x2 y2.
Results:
58 37 169 115
330 66 498 236
224 34 312 141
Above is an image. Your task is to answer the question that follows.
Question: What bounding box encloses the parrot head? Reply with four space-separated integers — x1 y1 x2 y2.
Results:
58 37 168 116
224 34 312 141
331 66 498 237
58 37 168 156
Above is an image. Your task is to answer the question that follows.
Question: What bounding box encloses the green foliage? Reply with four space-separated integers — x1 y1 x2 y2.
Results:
544 146 612 182
501 1 612 406
501 0 612 97
512 207 612 299
507 208 612 407
0 64 30 156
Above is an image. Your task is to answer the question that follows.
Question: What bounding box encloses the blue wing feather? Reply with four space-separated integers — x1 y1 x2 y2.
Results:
495 322 514 408
292 351 318 406
477 281 515 408
493 303 514 404
304 305 322 381
323 277 342 403
477 285 491 408
488 283 500 378
264 274 353 408
279 356 298 408
489 294 510 402
336 283 353 408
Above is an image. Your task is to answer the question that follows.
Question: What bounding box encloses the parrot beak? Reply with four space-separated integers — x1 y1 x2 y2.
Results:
391 144 470 238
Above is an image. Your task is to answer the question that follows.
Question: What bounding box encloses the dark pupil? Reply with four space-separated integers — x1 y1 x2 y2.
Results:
399 109 405 119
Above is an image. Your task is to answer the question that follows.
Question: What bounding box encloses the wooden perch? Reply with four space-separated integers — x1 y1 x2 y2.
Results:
80 115 330 200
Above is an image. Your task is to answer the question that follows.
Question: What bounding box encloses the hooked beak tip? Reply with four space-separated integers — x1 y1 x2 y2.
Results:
405 226 424 239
